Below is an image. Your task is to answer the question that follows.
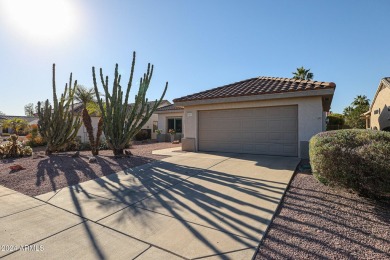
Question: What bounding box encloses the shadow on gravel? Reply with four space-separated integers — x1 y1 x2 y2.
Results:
35 154 155 193
256 172 390 260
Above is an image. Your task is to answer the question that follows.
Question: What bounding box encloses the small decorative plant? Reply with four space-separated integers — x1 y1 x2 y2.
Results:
155 129 162 135
0 134 33 158
168 129 176 135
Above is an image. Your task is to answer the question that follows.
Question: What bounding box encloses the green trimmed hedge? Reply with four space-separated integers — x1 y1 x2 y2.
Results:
310 129 390 198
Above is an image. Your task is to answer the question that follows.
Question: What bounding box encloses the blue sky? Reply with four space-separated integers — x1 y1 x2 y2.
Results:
0 0 389 116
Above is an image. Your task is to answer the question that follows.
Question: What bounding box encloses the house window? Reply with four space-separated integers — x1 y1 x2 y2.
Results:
167 118 182 133
374 110 379 115
153 121 158 132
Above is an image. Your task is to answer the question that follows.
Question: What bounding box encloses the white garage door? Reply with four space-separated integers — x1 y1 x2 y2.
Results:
198 105 298 156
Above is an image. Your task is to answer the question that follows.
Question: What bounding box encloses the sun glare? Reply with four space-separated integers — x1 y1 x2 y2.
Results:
1 0 77 43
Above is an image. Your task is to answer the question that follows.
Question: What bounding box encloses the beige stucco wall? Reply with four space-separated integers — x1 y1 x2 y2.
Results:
182 96 324 158
144 113 159 139
157 112 184 135
370 87 390 130
76 116 102 143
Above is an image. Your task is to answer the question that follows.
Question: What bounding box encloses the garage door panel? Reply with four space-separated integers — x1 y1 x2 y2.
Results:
269 132 284 142
199 106 298 156
242 132 256 140
241 119 255 129
254 132 268 141
284 144 298 154
284 132 298 142
266 107 283 117
282 119 297 129
281 106 298 117
254 120 268 130
254 144 268 154
268 120 283 130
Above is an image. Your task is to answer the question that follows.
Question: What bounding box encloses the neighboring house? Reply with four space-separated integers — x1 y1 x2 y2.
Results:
173 76 336 158
0 115 38 134
73 100 171 142
362 77 390 131
155 104 184 141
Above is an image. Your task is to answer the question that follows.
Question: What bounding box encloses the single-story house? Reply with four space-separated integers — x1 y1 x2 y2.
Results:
362 77 390 131
73 100 171 143
0 115 38 135
173 76 336 158
155 104 184 141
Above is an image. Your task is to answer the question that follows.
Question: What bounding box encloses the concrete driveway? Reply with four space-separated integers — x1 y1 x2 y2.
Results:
0 148 299 259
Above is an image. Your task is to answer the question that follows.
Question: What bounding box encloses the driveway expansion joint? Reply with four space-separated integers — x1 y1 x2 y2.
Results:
90 220 189 260
1 221 86 258
0 204 45 219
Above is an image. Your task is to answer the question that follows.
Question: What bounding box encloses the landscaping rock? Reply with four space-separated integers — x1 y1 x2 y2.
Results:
88 156 97 163
71 151 80 158
32 152 39 159
9 165 25 172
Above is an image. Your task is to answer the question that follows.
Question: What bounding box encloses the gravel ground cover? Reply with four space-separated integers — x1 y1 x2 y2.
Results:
0 142 180 197
256 165 390 259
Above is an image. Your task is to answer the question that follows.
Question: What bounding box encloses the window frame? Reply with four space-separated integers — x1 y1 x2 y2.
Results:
167 117 182 133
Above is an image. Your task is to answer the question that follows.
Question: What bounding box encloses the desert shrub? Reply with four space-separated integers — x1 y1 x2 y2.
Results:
26 125 46 147
326 113 346 131
0 134 33 158
310 129 390 198
98 139 110 150
134 129 149 141
66 139 81 151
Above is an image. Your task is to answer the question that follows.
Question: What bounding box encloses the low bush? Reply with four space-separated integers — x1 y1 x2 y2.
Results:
25 134 46 147
0 135 32 158
310 129 390 198
134 129 150 141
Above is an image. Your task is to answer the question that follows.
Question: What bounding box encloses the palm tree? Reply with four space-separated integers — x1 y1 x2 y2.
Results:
352 95 370 107
292 66 314 80
343 106 353 116
1 118 29 134
74 85 103 155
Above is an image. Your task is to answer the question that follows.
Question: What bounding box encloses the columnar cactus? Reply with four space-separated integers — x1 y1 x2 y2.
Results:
37 64 82 155
92 52 168 155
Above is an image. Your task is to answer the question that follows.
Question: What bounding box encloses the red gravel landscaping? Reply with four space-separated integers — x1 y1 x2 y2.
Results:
0 142 180 197
255 168 390 259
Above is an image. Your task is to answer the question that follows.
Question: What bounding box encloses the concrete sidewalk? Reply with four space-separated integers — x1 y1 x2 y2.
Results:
1 149 299 259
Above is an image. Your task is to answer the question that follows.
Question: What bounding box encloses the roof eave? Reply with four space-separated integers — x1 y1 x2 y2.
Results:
174 88 335 107
155 109 184 114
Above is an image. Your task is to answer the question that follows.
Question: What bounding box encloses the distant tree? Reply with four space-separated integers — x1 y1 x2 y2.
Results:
292 66 314 80
1 118 29 134
326 113 345 130
0 111 4 115
343 95 370 129
24 103 35 116
352 95 370 107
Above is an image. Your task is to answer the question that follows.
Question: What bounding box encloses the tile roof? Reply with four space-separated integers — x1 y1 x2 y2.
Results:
382 77 390 87
173 76 336 103
156 104 184 112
